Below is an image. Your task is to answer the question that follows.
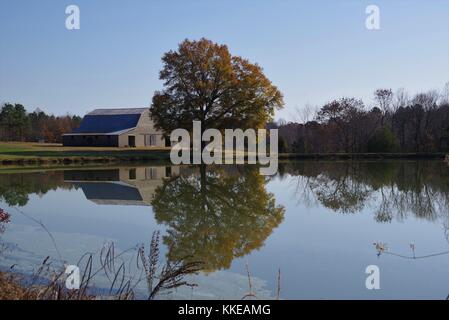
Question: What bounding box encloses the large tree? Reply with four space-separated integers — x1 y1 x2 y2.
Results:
316 97 365 152
150 38 284 135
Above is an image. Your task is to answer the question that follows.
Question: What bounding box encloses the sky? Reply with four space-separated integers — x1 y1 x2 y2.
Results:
0 0 448 120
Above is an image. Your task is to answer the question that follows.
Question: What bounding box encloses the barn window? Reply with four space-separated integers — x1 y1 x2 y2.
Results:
165 167 172 178
150 135 157 146
129 169 136 180
146 167 157 179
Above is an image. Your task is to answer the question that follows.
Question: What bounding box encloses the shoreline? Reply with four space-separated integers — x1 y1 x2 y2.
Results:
0 152 446 169
279 152 448 160
0 142 447 168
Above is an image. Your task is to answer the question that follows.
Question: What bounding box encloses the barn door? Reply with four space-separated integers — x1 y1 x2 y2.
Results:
128 136 136 147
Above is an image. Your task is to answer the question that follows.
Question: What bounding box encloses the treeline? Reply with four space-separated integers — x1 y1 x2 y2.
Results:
272 84 449 153
0 103 81 143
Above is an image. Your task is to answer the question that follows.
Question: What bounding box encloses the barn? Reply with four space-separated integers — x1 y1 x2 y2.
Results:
62 108 166 147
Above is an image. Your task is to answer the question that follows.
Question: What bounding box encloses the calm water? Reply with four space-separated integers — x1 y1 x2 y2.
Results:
1 160 449 299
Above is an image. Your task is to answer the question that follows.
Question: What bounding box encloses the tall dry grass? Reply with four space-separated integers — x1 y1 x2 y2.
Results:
0 231 203 300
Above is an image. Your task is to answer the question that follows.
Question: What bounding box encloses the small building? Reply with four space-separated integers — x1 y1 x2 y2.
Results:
62 108 165 147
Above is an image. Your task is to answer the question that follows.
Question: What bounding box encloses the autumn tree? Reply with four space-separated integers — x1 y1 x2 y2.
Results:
150 38 284 138
316 97 365 152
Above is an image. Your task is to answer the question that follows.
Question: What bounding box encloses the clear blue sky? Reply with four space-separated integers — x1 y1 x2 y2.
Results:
0 0 448 120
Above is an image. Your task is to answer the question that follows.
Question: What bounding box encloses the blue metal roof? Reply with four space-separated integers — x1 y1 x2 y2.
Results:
72 114 141 134
75 182 143 201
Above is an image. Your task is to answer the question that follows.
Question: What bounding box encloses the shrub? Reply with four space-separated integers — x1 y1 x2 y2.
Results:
367 128 398 153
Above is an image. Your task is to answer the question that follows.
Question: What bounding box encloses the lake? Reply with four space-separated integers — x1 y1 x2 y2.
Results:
1 160 449 299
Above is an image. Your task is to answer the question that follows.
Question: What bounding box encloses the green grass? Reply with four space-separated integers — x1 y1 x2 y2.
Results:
279 152 447 159
0 142 171 165
0 142 447 168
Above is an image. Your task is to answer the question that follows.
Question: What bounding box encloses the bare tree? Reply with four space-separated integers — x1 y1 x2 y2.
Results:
393 88 409 112
374 89 393 125
412 90 439 111
294 103 316 124
439 82 449 106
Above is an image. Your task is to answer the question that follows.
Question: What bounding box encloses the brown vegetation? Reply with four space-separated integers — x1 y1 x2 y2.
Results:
0 231 202 300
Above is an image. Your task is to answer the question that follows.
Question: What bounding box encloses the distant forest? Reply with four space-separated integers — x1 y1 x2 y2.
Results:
271 84 449 153
0 103 81 143
2 84 449 152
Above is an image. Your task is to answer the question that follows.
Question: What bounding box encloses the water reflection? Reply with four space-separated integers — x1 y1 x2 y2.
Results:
281 161 449 224
151 165 285 271
0 164 286 272
1 161 449 226
0 171 72 206
64 166 180 206
1 160 449 273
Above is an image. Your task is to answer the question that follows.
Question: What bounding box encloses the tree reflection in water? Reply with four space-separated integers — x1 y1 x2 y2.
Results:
283 160 449 224
1 160 449 273
151 164 285 271
0 171 72 206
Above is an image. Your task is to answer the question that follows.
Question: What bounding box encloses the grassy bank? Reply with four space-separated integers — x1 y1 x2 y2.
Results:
0 142 447 167
0 142 171 166
279 152 448 160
